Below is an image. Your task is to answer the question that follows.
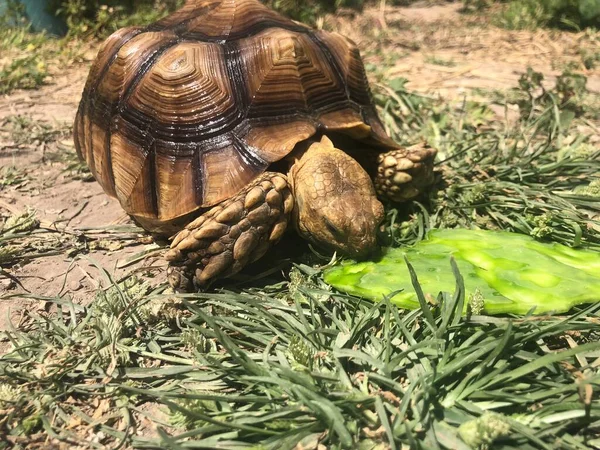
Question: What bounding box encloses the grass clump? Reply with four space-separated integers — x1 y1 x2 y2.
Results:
372 67 599 251
0 55 48 94
0 166 29 189
0 28 85 95
425 55 458 67
1 267 600 448
0 115 89 180
45 143 94 181
462 0 600 30
53 0 184 38
1 209 39 235
491 0 600 30
494 0 552 30
1 115 71 146
0 4 75 94
264 0 366 24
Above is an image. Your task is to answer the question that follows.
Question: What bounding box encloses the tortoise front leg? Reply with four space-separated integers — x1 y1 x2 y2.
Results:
374 143 437 203
166 173 294 291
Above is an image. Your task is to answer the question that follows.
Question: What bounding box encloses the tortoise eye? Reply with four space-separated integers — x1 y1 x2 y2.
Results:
324 218 343 238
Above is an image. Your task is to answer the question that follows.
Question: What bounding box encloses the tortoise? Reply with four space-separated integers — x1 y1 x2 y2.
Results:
73 0 436 291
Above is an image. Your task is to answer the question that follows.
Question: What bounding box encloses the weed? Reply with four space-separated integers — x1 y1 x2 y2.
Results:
0 27 49 53
0 27 86 95
45 144 93 181
0 166 29 188
1 115 70 147
494 0 552 30
265 0 366 24
580 48 600 69
0 55 48 94
424 55 457 67
493 0 600 31
510 68 594 129
461 0 494 12
50 0 183 38
0 7 60 96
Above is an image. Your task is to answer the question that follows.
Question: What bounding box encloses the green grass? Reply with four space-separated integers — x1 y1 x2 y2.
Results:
0 26 86 95
1 267 600 448
0 54 47 94
466 0 600 31
55 0 184 38
264 0 368 25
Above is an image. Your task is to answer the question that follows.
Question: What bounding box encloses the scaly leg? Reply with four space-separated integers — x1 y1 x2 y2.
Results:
166 173 294 291
374 143 437 203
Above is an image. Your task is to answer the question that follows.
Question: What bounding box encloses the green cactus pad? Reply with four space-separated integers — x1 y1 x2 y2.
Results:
323 229 600 315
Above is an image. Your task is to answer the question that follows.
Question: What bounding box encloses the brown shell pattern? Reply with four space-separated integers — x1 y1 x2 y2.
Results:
73 0 397 230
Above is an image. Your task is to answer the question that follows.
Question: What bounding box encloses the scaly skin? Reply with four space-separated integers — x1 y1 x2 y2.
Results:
374 144 437 203
166 173 293 291
290 136 384 259
166 136 385 290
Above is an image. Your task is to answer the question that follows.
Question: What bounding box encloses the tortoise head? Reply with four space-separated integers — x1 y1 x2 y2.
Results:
289 136 384 259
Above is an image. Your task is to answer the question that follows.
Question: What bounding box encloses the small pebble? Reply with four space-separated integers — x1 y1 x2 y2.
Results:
69 280 83 291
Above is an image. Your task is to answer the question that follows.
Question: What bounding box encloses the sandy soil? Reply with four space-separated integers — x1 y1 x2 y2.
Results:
0 68 163 332
1 3 599 333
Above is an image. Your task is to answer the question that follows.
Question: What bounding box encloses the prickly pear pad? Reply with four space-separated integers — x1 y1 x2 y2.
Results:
324 229 600 315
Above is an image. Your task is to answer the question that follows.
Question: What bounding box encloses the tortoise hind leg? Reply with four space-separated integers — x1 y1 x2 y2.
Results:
166 173 294 291
374 143 437 203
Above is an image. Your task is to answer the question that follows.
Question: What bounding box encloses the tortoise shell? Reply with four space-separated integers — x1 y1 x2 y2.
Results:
73 0 397 233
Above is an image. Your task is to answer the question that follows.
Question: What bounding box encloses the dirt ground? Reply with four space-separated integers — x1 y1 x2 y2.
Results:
1 3 599 333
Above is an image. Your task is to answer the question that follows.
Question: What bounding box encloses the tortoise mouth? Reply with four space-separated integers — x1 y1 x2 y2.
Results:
342 237 381 260
302 228 380 261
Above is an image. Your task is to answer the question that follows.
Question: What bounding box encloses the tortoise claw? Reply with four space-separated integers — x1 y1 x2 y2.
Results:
166 266 195 292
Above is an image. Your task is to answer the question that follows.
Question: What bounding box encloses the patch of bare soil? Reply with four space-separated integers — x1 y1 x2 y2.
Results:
1 3 599 335
330 4 600 100
0 62 164 333
0 68 88 123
